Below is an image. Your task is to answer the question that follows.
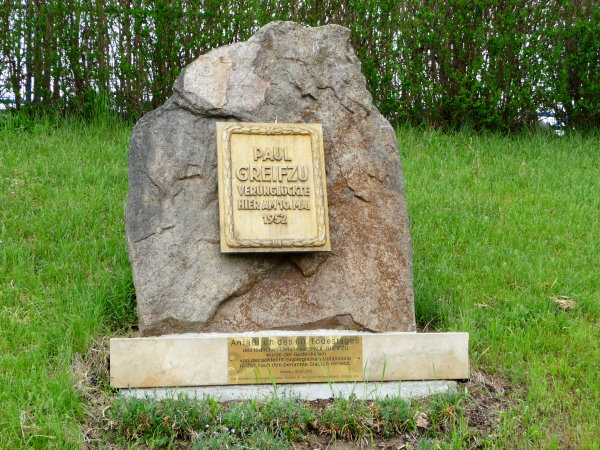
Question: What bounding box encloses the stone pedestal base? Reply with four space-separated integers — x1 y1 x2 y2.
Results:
110 331 469 392
120 380 458 401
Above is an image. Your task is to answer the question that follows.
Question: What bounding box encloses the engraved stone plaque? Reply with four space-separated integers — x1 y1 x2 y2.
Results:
217 122 331 253
227 335 363 384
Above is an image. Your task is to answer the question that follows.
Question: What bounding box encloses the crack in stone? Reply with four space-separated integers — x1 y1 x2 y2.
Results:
367 172 385 183
273 314 375 332
347 185 370 202
171 93 247 121
141 170 161 193
330 152 363 201
133 223 174 244
178 173 202 181
140 317 203 336
197 237 219 245
289 253 328 277
316 85 355 114
203 257 283 327
133 232 156 244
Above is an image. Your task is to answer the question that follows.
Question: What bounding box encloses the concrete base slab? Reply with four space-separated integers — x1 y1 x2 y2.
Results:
120 380 458 401
111 330 469 388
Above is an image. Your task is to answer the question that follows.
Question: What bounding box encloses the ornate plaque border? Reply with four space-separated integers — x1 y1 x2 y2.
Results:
219 123 328 249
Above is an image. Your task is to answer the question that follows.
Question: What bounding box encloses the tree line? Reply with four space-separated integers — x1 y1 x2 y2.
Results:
1 0 598 129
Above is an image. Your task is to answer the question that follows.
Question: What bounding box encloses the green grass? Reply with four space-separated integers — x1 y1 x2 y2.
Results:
106 392 472 448
400 127 599 447
0 114 133 447
107 394 316 447
0 115 598 447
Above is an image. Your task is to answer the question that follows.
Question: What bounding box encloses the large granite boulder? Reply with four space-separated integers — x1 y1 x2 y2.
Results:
126 21 415 336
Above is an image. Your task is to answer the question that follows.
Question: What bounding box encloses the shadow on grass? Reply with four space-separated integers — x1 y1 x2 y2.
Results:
101 269 138 331
413 283 449 332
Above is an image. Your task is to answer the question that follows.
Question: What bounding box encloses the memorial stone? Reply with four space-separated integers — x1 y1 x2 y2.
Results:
126 21 415 336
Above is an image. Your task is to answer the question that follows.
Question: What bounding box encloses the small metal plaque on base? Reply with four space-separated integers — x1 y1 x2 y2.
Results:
227 335 363 384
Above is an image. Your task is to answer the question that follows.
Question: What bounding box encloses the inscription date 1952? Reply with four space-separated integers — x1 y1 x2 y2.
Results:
263 213 287 224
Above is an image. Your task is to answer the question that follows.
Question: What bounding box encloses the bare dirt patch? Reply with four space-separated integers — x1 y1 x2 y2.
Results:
464 369 514 436
71 337 115 448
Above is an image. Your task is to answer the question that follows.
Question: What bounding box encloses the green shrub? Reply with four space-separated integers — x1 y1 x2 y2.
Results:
1 1 597 129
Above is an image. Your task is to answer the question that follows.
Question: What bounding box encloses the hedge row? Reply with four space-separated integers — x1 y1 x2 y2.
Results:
1 0 598 129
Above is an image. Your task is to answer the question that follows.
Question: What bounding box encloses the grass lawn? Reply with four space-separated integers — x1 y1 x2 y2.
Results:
400 128 599 448
0 115 598 448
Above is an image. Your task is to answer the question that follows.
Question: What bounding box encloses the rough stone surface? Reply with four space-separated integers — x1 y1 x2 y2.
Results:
126 21 415 336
